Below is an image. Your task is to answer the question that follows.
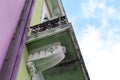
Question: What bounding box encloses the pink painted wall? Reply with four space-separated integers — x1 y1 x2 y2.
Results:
0 0 26 70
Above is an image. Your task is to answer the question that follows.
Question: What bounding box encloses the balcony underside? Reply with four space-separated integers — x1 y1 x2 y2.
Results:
43 61 85 80
26 23 86 80
26 24 77 63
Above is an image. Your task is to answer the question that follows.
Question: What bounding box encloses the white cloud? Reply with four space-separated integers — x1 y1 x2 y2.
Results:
78 24 120 80
76 0 120 80
81 0 120 20
98 2 105 9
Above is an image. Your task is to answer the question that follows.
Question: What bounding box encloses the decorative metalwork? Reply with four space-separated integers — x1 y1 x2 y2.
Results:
30 16 67 35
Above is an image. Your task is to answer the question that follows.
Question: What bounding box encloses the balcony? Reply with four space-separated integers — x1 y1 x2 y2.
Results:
26 16 89 80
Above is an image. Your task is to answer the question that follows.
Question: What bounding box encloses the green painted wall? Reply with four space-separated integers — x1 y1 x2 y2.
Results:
16 46 31 80
30 0 43 26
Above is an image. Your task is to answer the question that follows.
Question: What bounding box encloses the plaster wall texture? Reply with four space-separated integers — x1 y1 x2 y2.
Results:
0 0 26 70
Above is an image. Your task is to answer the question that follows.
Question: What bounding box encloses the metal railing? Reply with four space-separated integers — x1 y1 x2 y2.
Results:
30 16 67 35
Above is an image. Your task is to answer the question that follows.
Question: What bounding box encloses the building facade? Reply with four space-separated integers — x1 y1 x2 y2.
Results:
0 0 90 80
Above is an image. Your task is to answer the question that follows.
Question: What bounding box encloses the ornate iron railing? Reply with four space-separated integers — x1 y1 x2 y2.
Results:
30 16 67 35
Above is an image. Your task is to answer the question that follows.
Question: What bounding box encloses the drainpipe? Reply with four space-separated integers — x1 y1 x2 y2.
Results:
0 0 35 80
11 0 35 80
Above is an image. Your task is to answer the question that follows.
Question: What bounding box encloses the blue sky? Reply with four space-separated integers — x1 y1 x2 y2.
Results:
62 0 120 80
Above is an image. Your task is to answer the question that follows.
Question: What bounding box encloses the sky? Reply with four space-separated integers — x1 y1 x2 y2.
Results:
62 0 120 80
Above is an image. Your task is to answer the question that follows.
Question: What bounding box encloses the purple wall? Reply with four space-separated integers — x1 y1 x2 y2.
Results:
0 0 26 71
